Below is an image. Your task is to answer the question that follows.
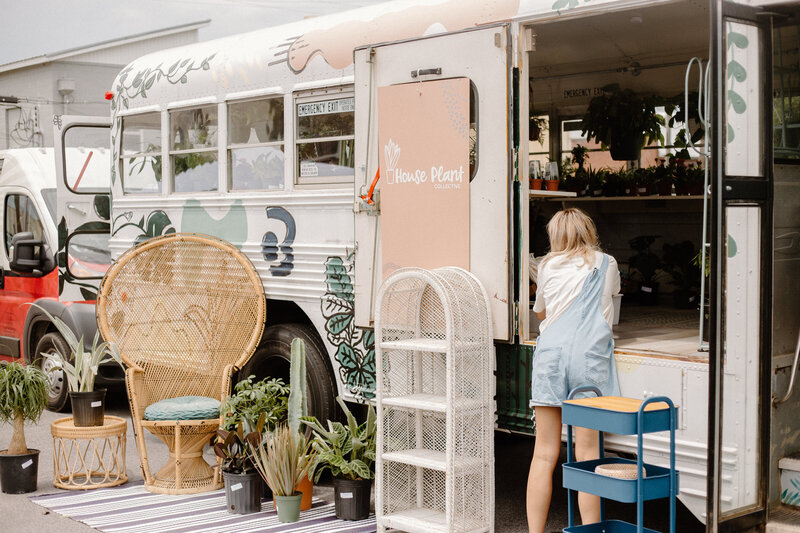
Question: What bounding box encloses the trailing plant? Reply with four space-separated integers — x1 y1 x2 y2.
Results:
32 305 122 393
249 424 314 497
302 397 377 482
0 362 49 455
221 375 289 433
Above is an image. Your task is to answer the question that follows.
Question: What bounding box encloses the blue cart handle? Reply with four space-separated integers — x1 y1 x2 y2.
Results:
567 385 603 400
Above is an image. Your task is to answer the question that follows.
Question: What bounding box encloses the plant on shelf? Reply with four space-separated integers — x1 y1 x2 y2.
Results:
249 424 315 523
601 169 621 197
571 144 589 172
587 167 606 197
302 397 377 520
662 241 701 309
687 161 705 196
581 84 665 161
633 167 654 196
664 92 705 158
32 305 122 427
619 168 636 196
653 161 673 196
0 361 49 493
629 235 662 305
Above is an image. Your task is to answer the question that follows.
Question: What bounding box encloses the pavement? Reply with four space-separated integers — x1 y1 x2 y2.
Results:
0 388 703 532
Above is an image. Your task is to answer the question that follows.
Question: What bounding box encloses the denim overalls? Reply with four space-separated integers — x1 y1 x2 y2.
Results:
530 253 620 407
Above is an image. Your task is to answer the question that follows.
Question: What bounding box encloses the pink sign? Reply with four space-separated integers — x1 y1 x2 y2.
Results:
378 78 470 277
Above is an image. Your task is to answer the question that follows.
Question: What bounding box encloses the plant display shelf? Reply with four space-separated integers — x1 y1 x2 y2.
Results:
561 387 678 533
530 193 705 202
376 267 494 533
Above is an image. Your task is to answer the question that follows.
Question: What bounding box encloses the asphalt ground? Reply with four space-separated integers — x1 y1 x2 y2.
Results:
0 387 704 532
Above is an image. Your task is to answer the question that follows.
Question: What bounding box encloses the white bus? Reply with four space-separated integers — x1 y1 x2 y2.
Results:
47 0 800 530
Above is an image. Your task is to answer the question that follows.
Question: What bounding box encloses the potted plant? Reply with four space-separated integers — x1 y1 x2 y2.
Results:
302 398 376 520
0 362 49 493
249 424 315 523
662 241 701 309
581 84 665 161
287 337 315 511
687 162 705 196
529 160 543 190
216 375 289 513
529 116 547 144
601 169 621 197
672 158 690 195
629 235 662 305
634 167 654 196
571 144 589 172
587 167 605 197
33 305 122 427
653 162 674 196
619 169 636 196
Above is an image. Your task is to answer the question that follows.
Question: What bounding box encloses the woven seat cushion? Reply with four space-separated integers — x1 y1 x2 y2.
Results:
144 396 221 421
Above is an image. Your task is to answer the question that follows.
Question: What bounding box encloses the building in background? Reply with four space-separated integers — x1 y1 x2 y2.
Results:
0 20 208 148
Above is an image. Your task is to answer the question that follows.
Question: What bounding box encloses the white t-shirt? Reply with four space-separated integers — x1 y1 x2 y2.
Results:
533 251 620 333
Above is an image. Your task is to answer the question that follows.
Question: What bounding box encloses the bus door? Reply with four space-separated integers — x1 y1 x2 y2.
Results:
353 24 515 341
53 115 112 302
708 3 774 530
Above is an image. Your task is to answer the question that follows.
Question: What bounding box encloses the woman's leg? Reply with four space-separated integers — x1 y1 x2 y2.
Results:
575 426 601 524
526 406 562 533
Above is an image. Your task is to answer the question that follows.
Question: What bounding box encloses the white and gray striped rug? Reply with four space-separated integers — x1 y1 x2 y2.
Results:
30 482 376 533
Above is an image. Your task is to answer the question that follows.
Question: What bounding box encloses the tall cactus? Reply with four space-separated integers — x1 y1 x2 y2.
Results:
288 337 307 434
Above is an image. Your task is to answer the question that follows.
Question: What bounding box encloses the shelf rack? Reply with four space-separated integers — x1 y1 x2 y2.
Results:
561 387 679 533
375 267 494 533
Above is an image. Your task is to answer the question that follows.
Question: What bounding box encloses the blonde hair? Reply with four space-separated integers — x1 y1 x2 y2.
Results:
544 208 600 266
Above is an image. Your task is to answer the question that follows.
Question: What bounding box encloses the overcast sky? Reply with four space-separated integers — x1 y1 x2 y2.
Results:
0 0 387 65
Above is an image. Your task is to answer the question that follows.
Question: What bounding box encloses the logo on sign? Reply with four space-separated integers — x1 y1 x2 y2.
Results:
383 138 464 189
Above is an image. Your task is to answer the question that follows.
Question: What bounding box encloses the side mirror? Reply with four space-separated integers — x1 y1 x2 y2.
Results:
9 232 54 274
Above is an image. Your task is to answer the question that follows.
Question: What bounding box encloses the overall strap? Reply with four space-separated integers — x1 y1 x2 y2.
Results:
580 253 609 314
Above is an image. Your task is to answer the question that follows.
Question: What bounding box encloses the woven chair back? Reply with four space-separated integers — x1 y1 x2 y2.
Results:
96 233 266 405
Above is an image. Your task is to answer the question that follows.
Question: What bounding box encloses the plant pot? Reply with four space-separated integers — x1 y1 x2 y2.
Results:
545 180 559 191
591 189 603 197
609 131 644 161
657 182 673 196
639 282 659 306
0 449 39 494
298 473 313 511
530 178 543 190
674 182 689 196
688 182 705 196
636 186 651 197
625 186 636 197
333 478 373 521
70 389 106 427
223 470 262 514
275 493 302 523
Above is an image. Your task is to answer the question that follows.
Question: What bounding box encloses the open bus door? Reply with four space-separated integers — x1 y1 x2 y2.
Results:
708 2 775 530
52 115 112 302
353 24 515 342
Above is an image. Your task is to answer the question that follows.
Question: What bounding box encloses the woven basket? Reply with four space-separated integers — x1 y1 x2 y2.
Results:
594 463 646 479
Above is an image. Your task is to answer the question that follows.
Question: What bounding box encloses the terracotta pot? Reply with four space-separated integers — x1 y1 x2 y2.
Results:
530 178 543 190
545 180 559 191
297 474 313 511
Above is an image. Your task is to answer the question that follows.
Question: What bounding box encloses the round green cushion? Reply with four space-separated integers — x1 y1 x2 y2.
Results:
144 396 221 421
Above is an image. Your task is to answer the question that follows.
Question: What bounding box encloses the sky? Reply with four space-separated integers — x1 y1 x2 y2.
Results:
0 0 387 65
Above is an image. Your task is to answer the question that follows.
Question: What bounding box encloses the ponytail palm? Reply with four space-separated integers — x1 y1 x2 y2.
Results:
0 362 49 455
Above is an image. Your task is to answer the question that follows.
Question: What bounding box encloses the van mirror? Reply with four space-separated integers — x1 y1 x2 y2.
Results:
9 232 54 274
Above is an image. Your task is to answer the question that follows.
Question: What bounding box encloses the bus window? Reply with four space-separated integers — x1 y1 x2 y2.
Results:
295 91 354 185
774 24 800 160
5 194 44 255
170 105 219 193
121 112 161 194
228 97 285 191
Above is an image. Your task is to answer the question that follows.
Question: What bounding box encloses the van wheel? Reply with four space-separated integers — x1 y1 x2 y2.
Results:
34 332 70 412
240 324 338 423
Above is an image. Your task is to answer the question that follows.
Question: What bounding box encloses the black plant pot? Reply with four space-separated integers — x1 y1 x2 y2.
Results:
610 131 644 161
223 470 262 514
333 478 372 520
70 389 106 427
639 282 659 306
0 449 39 494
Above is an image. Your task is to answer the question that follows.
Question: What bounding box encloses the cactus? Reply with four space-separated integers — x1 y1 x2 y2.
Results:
288 337 307 434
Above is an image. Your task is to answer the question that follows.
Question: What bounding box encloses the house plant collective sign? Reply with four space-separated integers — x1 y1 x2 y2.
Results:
378 78 470 277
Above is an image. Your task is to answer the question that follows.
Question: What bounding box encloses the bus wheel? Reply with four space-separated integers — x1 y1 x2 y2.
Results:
241 323 338 423
34 332 70 412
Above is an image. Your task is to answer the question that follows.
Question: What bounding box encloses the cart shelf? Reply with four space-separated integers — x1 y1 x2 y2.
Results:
564 520 661 533
562 396 677 435
562 458 678 503
382 393 485 412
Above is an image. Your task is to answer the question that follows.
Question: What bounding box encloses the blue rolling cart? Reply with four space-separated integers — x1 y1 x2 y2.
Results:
561 386 679 533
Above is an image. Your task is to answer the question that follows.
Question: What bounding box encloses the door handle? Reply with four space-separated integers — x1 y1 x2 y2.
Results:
67 204 87 215
774 327 800 405
411 68 442 78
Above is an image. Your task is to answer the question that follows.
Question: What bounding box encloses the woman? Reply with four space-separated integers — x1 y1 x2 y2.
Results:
526 208 620 533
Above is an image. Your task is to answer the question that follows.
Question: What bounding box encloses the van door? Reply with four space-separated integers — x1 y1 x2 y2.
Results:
53 115 112 302
353 24 514 340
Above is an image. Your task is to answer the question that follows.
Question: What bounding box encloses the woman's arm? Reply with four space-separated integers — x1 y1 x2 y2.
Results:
536 309 546 321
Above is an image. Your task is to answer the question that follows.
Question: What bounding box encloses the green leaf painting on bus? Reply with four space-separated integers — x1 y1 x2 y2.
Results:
112 209 175 245
56 217 110 300
726 24 749 145
322 256 375 399
551 0 593 11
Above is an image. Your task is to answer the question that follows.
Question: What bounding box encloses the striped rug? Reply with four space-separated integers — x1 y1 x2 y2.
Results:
30 482 376 533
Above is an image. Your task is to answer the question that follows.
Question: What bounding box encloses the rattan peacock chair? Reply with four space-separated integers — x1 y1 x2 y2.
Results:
96 233 266 495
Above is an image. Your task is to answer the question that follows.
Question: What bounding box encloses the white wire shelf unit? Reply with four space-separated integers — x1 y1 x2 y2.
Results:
376 267 495 533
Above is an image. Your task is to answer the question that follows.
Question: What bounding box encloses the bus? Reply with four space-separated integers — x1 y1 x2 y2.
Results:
45 0 800 530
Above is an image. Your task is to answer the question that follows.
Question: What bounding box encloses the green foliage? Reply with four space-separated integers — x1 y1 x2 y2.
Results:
0 362 49 424
288 338 307 435
249 424 314 497
32 305 122 392
222 375 288 433
214 413 265 474
302 397 377 482
662 241 701 291
581 84 665 151
587 167 606 190
629 235 662 283
571 144 589 170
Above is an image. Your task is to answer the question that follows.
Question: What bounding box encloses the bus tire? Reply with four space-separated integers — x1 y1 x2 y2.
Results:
34 332 70 412
241 323 338 424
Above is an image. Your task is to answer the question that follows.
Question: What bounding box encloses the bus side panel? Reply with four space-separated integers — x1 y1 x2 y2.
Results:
496 343 534 433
